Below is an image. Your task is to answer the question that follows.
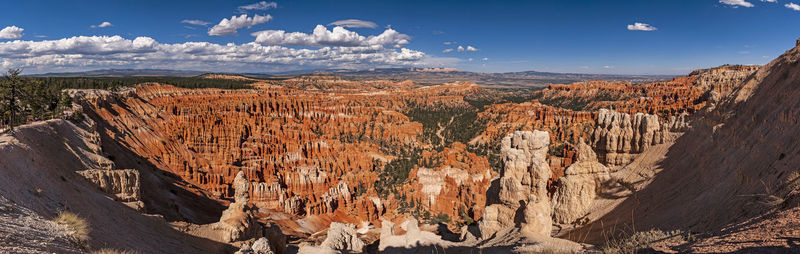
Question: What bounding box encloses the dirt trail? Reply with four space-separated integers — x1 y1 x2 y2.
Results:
435 116 454 147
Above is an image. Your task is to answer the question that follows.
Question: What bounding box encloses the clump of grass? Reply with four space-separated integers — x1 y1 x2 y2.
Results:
603 229 686 254
0 204 13 213
54 211 90 244
91 248 141 254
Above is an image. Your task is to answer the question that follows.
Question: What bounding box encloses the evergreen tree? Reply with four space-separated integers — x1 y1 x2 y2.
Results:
0 69 24 134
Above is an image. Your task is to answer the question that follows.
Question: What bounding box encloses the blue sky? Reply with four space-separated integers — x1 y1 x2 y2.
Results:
0 0 799 75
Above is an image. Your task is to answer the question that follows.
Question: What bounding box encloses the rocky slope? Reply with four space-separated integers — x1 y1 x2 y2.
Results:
0 119 232 253
564 39 800 252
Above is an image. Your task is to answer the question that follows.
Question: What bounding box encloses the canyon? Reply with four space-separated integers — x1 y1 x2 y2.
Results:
1 40 799 253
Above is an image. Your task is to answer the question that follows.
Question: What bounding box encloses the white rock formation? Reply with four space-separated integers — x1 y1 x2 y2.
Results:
77 169 141 202
479 130 552 237
379 218 450 251
592 109 669 167
235 237 275 254
551 139 610 224
214 171 262 243
320 222 366 253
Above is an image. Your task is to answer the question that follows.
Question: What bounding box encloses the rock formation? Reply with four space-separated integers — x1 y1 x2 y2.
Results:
235 237 275 254
591 109 670 167
77 169 141 202
214 171 262 243
551 139 610 224
479 130 552 237
319 222 366 253
378 218 449 252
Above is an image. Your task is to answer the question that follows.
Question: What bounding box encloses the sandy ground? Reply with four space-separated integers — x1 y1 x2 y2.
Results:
0 194 82 253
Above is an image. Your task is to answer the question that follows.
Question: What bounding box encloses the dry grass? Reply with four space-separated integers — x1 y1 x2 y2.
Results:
91 248 141 254
54 211 90 243
603 229 686 254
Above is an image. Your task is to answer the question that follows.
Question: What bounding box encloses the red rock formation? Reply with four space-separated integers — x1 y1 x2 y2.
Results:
74 80 488 235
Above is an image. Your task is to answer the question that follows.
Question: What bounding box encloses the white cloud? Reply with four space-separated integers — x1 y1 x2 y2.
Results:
328 19 377 29
719 0 754 7
0 35 451 73
208 14 272 36
442 48 454 53
238 1 277 11
454 45 478 52
468 58 473 62
443 41 453 45
0 26 24 39
603 65 615 69
252 25 410 47
627 22 657 31
91 21 113 28
786 2 800 10
761 0 777 2
181 19 210 26
481 57 488 61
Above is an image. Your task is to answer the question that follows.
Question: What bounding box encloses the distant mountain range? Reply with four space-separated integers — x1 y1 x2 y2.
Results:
31 68 677 88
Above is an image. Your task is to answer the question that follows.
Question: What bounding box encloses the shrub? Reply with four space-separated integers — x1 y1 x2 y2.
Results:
55 211 90 244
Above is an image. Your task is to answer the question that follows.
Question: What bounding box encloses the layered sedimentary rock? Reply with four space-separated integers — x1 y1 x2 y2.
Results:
551 139 610 224
591 109 680 167
479 131 552 237
406 142 494 224
77 169 141 202
72 79 492 237
214 171 262 243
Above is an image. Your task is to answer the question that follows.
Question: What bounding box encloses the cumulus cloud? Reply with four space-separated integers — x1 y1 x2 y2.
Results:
786 2 800 10
181 19 210 26
443 41 453 45
719 0 754 7
328 19 378 29
0 26 24 39
91 21 113 28
481 57 488 61
0 35 448 73
442 48 454 53
466 46 478 51
457 46 464 52
761 0 777 3
627 22 657 31
208 14 272 36
238 1 277 12
252 25 410 47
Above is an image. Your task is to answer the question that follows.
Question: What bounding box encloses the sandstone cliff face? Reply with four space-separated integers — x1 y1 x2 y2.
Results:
551 139 610 224
591 109 683 167
480 130 552 237
77 169 141 202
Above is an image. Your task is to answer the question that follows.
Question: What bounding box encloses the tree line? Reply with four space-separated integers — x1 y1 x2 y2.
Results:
0 69 257 134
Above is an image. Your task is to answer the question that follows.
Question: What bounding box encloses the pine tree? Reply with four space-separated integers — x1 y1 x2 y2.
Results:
0 69 23 134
